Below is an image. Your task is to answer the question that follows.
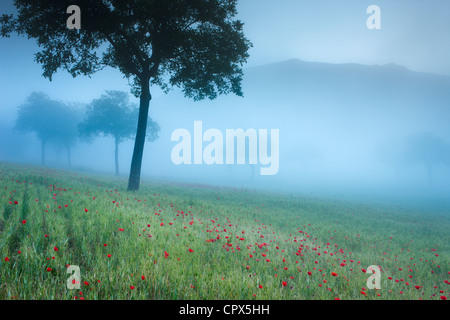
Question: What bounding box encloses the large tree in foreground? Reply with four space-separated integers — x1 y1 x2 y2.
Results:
15 92 79 167
79 90 160 176
1 0 251 191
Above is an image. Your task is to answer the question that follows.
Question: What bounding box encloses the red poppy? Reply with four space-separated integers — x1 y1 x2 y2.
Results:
189 248 194 253
54 246 58 251
331 272 337 277
4 257 9 262
282 281 287 287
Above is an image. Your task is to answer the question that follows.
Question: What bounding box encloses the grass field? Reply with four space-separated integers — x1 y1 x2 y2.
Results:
0 161 449 300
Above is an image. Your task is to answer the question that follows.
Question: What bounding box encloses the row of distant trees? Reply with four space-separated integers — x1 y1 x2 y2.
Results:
15 91 160 176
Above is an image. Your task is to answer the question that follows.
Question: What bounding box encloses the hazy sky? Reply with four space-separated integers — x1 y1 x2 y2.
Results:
1 0 450 121
236 0 450 74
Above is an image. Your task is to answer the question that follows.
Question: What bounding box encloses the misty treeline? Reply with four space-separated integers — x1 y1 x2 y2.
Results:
15 90 160 176
376 133 450 187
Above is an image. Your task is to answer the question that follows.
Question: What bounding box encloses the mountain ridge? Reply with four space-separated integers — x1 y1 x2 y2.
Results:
245 58 450 79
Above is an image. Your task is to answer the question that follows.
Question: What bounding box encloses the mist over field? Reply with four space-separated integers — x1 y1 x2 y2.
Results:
1 0 450 206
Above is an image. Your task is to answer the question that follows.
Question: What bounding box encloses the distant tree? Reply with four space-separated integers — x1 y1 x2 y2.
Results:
79 90 160 176
50 108 81 169
403 132 450 187
374 138 408 182
1 0 252 191
15 92 79 167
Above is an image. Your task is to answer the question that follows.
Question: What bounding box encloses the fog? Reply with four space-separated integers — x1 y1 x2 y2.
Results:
1 0 450 206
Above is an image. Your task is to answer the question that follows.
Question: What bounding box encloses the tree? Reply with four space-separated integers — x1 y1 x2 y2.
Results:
1 0 252 191
79 90 160 176
15 92 79 167
403 132 450 187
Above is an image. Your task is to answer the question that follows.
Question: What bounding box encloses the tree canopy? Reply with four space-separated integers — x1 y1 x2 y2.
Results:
1 0 251 190
15 91 79 166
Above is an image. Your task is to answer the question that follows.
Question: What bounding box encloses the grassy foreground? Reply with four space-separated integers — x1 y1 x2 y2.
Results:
0 162 449 300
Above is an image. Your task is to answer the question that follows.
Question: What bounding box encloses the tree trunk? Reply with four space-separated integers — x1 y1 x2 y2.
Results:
115 136 119 177
128 79 151 191
41 140 46 166
67 146 71 169
427 164 432 188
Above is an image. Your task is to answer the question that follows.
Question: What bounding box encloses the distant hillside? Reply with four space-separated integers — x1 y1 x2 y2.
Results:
241 58 450 113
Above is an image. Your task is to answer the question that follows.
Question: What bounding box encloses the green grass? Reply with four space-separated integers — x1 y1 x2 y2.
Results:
0 162 449 300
